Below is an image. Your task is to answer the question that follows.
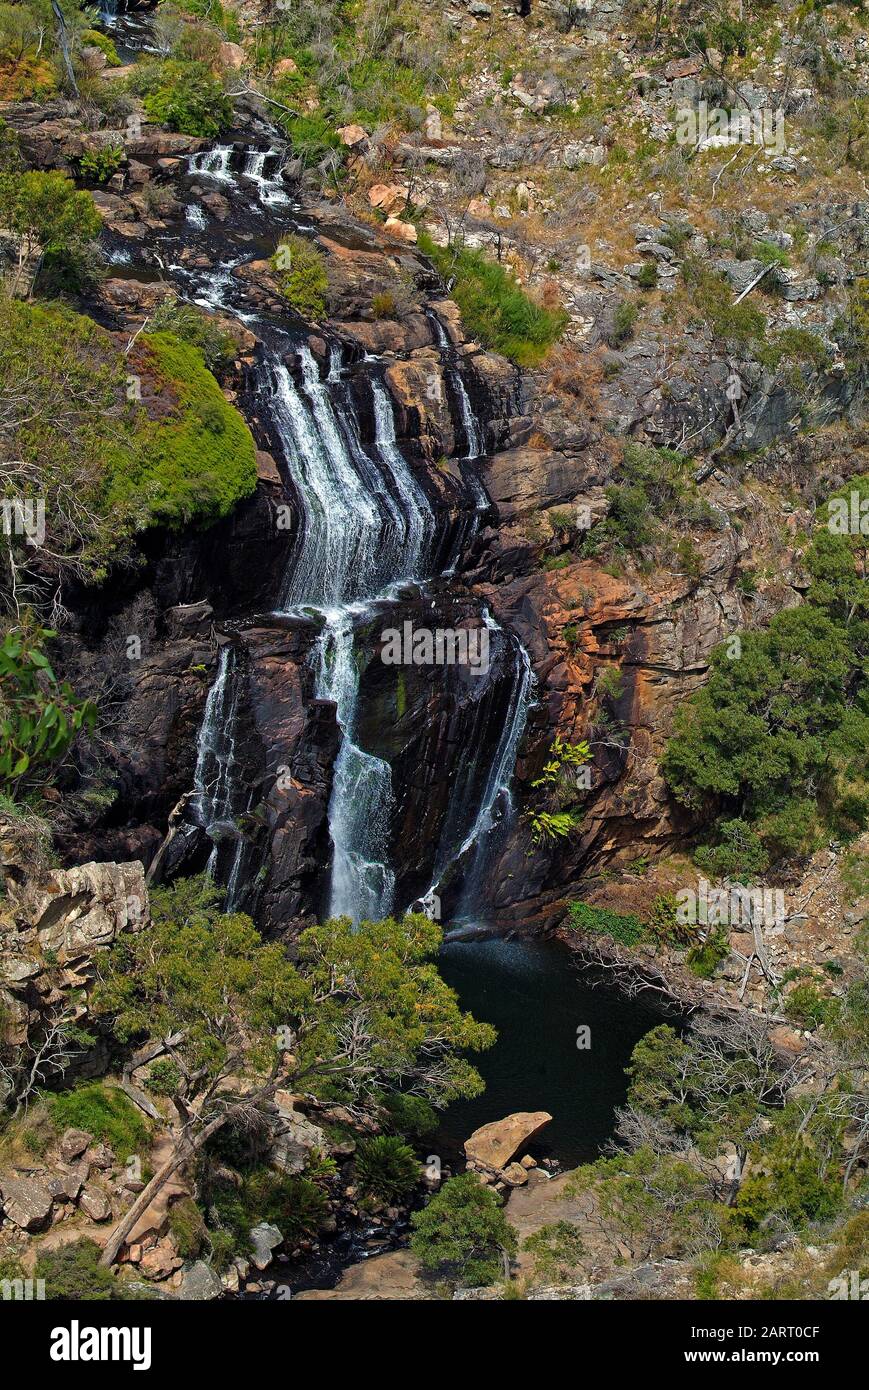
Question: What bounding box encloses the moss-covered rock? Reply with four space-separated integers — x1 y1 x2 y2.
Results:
111 331 257 529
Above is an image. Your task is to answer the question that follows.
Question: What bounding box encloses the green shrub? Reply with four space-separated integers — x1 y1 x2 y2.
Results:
694 819 770 879
645 892 696 946
168 1196 206 1260
664 504 869 863
210 1168 330 1253
48 1082 150 1162
607 298 637 346
81 29 122 66
760 327 831 374
637 262 658 290
783 983 834 1030
169 0 242 42
523 1220 585 1282
37 1238 149 1301
734 1143 842 1235
410 1172 517 1286
278 111 341 168
149 299 236 374
371 291 397 318
527 809 575 844
0 627 95 789
110 331 258 528
271 234 329 320
382 1091 437 1137
78 143 123 184
418 230 566 367
354 1135 419 1202
136 60 233 138
146 1058 182 1097
828 1211 869 1278
686 929 730 978
686 261 767 348
0 168 101 295
567 901 645 947
600 442 710 552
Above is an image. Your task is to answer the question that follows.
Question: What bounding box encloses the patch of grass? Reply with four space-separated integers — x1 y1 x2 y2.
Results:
783 983 835 1030
271 234 330 320
686 929 730 978
149 300 237 374
418 231 566 367
168 1196 207 1260
110 331 258 528
47 1083 150 1162
684 259 767 348
37 1238 150 1301
567 900 645 947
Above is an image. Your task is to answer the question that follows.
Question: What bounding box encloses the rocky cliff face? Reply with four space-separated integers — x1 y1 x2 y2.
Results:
0 818 148 1104
0 99 782 935
5 16 865 937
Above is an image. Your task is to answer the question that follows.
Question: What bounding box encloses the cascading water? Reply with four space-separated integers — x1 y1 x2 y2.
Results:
261 344 439 919
188 146 235 185
192 643 247 907
314 609 396 921
417 613 533 920
169 141 534 926
241 148 291 208
270 350 383 609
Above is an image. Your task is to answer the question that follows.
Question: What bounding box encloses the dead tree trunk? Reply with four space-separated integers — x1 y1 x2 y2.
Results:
99 1114 227 1269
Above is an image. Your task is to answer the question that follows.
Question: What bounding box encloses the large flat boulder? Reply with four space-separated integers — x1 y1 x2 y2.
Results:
0 1174 53 1231
464 1111 553 1171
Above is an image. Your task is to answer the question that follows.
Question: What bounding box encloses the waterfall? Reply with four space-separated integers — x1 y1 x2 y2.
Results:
315 610 396 922
259 344 439 918
241 148 291 208
188 146 235 185
419 613 533 918
266 345 437 610
192 644 247 905
370 375 435 580
455 617 534 908
174 143 532 927
188 147 292 210
453 370 484 462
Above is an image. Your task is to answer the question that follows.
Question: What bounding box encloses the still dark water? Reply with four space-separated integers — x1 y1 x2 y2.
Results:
435 937 666 1169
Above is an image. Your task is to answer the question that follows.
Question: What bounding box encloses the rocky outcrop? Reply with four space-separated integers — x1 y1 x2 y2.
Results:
464 1111 553 1171
0 845 148 1078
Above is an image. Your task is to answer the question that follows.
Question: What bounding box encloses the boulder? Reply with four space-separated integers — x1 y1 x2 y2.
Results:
768 1024 806 1055
271 1094 328 1175
177 1260 223 1301
138 1238 182 1279
337 124 368 148
384 217 417 243
47 1168 85 1204
79 1186 112 1222
464 1111 553 1171
664 58 701 80
60 1128 91 1162
564 143 606 169
249 1222 283 1271
0 1174 53 1231
218 42 246 71
368 183 409 216
501 1163 529 1186
273 57 298 78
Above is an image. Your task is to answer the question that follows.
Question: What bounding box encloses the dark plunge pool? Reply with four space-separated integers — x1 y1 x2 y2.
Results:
435 937 668 1170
